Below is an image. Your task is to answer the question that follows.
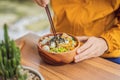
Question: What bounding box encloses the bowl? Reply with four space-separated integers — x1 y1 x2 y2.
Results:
37 33 80 65
22 66 44 80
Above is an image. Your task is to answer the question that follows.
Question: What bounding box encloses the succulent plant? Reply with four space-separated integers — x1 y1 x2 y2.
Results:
0 24 27 80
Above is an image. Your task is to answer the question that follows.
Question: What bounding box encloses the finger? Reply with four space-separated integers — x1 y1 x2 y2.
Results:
76 36 89 42
41 0 49 7
34 0 44 7
34 0 41 6
75 56 88 63
42 0 49 4
75 49 98 63
85 49 99 58
41 0 47 7
77 39 93 54
75 44 97 59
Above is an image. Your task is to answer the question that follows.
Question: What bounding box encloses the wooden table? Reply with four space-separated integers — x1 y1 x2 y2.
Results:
16 33 120 80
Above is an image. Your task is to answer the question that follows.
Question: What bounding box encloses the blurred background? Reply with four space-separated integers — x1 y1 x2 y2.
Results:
0 0 51 40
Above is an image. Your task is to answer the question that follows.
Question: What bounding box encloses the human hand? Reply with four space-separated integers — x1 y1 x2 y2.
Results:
34 0 50 7
74 36 108 63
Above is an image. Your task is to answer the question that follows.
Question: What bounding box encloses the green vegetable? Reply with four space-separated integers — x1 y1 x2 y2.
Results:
50 47 68 53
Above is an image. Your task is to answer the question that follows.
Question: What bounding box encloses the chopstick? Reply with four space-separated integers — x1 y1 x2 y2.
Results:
45 5 57 37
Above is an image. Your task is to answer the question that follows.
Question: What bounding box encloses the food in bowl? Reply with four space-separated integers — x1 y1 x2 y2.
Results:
39 33 77 53
38 33 80 65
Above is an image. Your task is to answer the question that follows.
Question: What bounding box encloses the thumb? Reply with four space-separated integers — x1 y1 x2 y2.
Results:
76 36 89 42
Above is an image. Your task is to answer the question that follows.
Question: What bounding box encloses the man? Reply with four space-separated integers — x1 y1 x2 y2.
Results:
34 0 120 64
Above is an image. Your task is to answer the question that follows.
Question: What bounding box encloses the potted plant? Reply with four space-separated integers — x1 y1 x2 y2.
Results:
0 24 44 80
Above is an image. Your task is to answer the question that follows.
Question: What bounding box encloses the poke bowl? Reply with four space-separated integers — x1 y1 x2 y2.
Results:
38 33 80 65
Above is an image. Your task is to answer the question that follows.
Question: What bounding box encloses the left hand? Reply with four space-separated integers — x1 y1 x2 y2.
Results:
74 36 108 63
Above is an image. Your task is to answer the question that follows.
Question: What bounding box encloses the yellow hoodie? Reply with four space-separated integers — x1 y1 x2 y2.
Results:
51 0 120 58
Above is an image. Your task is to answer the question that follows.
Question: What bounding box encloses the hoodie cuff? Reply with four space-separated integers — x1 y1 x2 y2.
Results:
101 33 113 53
101 32 120 57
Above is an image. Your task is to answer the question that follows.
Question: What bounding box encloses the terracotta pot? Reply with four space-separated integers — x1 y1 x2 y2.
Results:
38 33 80 65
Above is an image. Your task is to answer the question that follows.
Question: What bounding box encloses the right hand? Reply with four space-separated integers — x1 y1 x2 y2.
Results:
74 36 108 63
34 0 50 7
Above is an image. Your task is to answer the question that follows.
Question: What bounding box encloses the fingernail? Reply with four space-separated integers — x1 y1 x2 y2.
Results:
75 56 79 59
77 50 80 54
75 59 79 63
75 60 78 63
43 4 46 7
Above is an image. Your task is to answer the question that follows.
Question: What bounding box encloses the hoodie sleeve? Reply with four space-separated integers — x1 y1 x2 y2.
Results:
101 8 120 58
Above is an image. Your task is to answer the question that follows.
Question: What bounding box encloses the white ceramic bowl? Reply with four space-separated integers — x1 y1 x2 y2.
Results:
23 66 44 80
